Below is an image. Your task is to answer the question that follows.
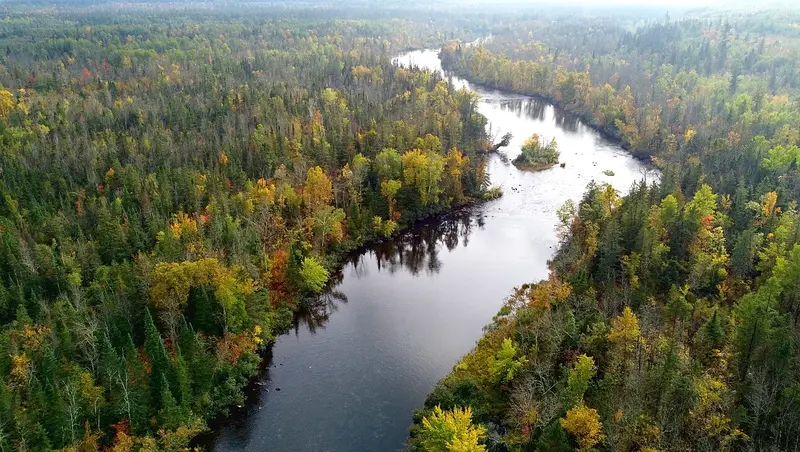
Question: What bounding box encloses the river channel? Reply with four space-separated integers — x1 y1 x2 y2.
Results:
208 49 658 452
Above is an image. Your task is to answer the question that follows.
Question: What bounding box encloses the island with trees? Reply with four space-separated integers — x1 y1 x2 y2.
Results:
512 134 560 171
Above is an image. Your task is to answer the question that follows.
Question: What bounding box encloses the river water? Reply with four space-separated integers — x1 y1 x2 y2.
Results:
209 49 658 451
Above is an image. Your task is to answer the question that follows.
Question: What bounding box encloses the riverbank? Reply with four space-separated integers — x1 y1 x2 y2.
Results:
512 161 558 172
438 54 656 165
195 187 502 445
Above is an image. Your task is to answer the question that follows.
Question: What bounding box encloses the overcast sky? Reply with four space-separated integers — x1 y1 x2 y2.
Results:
447 0 788 8
513 0 723 4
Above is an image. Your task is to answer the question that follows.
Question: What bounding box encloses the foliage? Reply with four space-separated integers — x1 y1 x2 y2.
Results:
414 8 800 451
299 257 330 294
0 5 494 448
565 355 596 408
419 405 487 452
487 338 527 385
512 134 560 170
560 403 604 451
607 307 641 352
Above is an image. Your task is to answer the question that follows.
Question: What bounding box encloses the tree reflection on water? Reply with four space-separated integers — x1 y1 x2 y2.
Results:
294 208 484 333
366 208 480 276
497 97 581 133
198 208 488 448
293 290 348 334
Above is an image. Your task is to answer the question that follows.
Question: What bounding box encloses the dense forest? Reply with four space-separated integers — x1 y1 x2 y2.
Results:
411 8 800 452
4 1 800 451
0 6 501 450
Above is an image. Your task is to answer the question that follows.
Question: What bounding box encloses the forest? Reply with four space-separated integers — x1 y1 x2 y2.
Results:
3 1 800 451
411 7 800 452
0 5 499 451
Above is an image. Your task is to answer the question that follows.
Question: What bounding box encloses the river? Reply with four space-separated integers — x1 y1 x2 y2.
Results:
207 49 658 451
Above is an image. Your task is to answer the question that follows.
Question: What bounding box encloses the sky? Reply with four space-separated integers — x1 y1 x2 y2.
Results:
446 0 787 7
505 0 722 4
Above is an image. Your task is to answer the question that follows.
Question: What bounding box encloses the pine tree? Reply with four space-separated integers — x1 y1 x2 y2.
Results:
158 375 183 430
144 310 172 400
121 334 148 434
98 331 120 388
143 309 174 411
174 350 192 409
0 380 14 451
700 310 724 352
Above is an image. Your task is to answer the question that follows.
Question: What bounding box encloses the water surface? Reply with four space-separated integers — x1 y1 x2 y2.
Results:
209 49 657 452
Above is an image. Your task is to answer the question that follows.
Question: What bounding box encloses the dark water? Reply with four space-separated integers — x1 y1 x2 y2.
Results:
208 50 658 452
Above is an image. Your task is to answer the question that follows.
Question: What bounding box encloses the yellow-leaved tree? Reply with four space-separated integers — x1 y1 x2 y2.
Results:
561 403 604 451
303 166 333 213
607 306 643 377
608 306 641 352
419 405 487 452
149 258 255 337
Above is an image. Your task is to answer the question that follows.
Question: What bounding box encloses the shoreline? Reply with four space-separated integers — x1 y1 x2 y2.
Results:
194 182 502 448
512 161 558 172
440 57 656 169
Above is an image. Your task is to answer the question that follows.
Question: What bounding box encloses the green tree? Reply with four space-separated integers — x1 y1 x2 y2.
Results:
513 134 559 170
158 375 186 430
381 179 403 220
403 149 445 206
565 355 596 408
310 206 346 253
299 257 329 294
144 309 174 411
488 338 528 385
375 148 402 181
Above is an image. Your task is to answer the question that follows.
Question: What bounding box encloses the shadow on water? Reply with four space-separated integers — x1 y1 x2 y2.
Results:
499 98 546 122
554 108 580 133
294 290 349 334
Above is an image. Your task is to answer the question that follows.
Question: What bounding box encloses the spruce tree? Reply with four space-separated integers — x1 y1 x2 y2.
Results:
143 309 173 411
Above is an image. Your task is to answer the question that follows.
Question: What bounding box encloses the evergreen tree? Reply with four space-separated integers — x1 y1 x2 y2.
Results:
143 309 174 412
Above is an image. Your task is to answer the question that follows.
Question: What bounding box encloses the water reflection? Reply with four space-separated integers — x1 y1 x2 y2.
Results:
496 98 580 133
499 98 547 122
368 210 477 276
292 210 482 335
294 290 348 334
338 210 479 279
554 108 580 133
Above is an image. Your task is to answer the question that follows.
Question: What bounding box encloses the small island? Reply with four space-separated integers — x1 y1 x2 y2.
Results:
512 133 560 171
